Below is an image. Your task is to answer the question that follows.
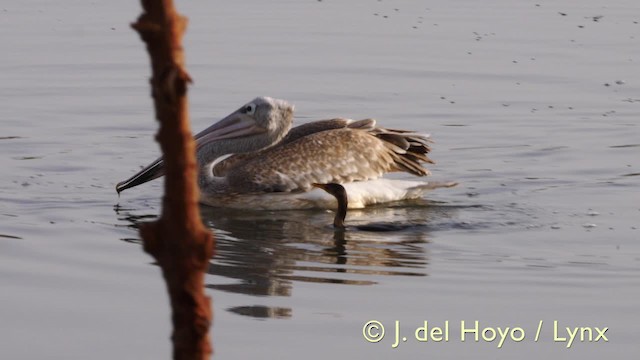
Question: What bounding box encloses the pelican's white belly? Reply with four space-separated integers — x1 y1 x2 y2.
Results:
200 179 457 210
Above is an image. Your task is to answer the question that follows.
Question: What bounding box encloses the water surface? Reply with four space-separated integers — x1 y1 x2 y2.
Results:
1 0 639 359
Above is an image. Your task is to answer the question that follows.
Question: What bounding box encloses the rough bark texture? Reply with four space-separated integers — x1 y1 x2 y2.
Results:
131 1 214 359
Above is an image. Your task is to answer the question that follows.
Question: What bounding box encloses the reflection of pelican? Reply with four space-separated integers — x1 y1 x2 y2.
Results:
198 205 431 295
115 204 437 318
116 96 454 209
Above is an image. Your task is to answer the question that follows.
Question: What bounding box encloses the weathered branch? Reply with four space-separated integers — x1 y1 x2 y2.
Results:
132 1 214 359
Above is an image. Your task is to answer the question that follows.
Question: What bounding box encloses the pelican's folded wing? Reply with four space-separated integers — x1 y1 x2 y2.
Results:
226 127 433 193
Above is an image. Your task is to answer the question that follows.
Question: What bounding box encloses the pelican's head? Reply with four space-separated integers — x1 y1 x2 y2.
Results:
116 96 294 194
195 96 294 151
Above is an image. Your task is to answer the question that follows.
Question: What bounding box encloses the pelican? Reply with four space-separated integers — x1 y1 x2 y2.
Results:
116 96 456 210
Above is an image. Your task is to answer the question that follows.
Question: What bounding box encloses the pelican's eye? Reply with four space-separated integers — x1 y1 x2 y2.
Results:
243 103 256 115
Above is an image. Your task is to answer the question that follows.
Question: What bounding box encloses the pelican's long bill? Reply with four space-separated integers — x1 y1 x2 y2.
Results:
115 106 267 194
115 156 164 194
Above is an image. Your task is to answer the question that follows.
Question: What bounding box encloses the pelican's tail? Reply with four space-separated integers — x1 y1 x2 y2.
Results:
404 180 458 198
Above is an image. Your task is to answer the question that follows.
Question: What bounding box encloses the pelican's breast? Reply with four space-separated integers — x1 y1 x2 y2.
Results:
199 179 457 210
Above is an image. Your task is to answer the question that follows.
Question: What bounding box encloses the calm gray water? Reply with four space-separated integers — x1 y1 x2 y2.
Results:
1 0 639 359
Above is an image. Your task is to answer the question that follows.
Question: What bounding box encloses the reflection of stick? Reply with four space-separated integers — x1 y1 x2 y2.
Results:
132 1 214 359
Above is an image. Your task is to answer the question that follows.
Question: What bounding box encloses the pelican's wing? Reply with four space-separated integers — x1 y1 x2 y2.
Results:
212 118 376 176
226 127 433 193
282 118 375 142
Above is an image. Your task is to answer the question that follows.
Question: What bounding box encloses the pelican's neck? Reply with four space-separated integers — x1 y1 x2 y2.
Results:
196 136 275 193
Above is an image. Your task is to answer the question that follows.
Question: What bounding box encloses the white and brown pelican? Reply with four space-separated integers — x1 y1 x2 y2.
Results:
116 96 455 210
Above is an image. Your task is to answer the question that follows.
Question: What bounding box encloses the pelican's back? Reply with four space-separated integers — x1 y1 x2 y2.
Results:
222 122 434 194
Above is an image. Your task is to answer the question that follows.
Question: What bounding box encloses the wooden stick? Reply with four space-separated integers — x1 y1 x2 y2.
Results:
131 1 214 358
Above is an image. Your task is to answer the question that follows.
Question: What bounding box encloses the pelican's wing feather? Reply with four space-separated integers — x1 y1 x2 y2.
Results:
226 127 432 193
282 118 374 142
